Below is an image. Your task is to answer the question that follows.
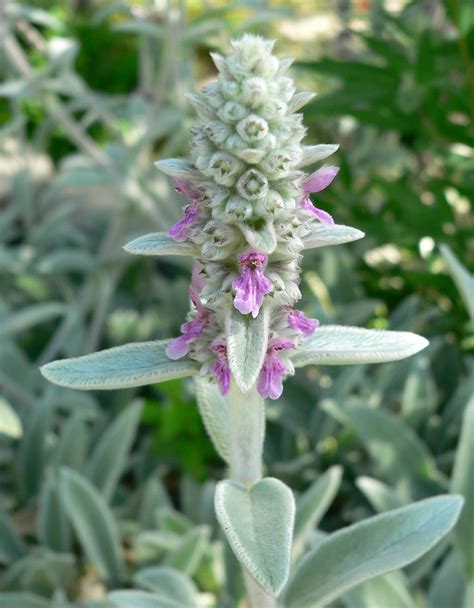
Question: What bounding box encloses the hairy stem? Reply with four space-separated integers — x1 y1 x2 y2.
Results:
227 379 277 608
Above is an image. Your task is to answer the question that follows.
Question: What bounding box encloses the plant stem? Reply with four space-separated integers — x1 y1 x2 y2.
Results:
227 379 277 608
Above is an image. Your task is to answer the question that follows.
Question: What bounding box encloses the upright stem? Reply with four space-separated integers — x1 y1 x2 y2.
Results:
227 379 277 608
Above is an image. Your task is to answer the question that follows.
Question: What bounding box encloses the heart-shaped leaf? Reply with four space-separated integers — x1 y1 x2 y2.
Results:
41 340 199 390
226 306 269 393
123 232 197 257
215 477 295 597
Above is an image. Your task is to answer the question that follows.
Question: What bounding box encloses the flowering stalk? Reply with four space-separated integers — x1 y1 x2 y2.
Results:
41 35 432 605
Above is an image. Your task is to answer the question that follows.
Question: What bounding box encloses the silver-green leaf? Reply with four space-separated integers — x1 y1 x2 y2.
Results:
302 224 364 250
239 221 277 255
440 244 474 320
215 477 295 597
226 306 269 393
194 377 230 463
133 566 198 605
123 233 197 257
298 144 339 167
283 494 463 608
292 326 428 367
40 340 199 390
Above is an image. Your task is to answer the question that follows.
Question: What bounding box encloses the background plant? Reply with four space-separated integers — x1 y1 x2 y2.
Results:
0 1 472 607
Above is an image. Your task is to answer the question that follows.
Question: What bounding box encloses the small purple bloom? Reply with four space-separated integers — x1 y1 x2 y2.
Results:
168 202 200 242
287 307 319 336
232 251 272 318
257 338 294 400
166 290 209 360
191 262 205 294
210 342 231 395
300 165 339 225
303 166 339 194
174 178 200 200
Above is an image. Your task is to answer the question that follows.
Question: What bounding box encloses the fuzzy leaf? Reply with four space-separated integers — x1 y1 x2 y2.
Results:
226 306 269 393
195 377 230 463
283 495 463 607
215 477 295 597
37 476 72 553
292 326 428 367
239 221 277 254
133 566 198 604
40 340 199 390
356 477 406 513
164 526 209 576
154 158 198 181
294 465 342 547
0 397 22 438
302 224 364 250
0 593 49 608
59 468 125 584
298 144 339 167
123 233 198 257
343 572 416 608
108 590 178 608
288 91 316 112
451 396 474 576
86 402 143 501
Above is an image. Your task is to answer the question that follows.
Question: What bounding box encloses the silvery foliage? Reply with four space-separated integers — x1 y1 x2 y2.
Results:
39 36 464 606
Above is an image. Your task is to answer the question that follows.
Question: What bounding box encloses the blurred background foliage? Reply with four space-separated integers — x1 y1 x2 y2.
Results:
0 0 473 606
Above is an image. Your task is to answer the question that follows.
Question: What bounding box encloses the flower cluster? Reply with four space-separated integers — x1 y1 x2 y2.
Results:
162 36 341 399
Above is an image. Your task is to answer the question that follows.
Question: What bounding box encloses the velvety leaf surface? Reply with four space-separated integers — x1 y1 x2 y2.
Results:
41 340 199 390
123 232 197 256
292 326 428 367
194 377 230 463
215 477 295 597
283 495 463 607
302 224 364 250
133 566 198 604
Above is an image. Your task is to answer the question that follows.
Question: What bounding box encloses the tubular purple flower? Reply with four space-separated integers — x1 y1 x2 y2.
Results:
174 178 200 200
165 318 205 359
287 307 319 336
303 166 339 194
232 251 273 318
168 202 200 242
210 342 231 395
300 197 334 225
257 338 294 400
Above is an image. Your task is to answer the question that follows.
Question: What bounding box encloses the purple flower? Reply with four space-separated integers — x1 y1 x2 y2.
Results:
168 202 200 242
168 179 201 242
191 263 205 294
166 289 209 360
232 251 272 318
287 307 319 336
210 342 231 395
300 165 339 225
257 338 294 400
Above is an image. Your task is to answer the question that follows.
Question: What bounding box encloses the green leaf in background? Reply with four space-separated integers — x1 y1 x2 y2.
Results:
356 477 406 513
133 566 198 604
85 402 143 501
451 396 474 577
138 477 172 529
0 593 50 608
292 326 428 367
194 377 230 463
59 468 125 584
123 233 198 257
293 465 342 551
302 224 365 250
40 340 199 390
108 590 180 608
226 306 269 393
0 303 66 337
342 404 441 499
283 495 463 608
0 397 22 438
37 476 72 553
440 244 474 320
164 526 210 577
50 413 88 472
0 506 26 564
215 477 295 597
342 571 416 608
427 550 466 608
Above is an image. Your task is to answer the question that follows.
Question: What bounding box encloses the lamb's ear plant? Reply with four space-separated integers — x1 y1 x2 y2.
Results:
41 36 463 607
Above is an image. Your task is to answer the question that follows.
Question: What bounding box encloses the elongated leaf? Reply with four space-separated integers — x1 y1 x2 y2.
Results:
154 159 198 181
283 495 463 607
0 593 49 608
194 377 230 463
133 566 198 604
0 398 22 438
123 233 197 257
451 397 474 576
164 526 209 576
41 340 199 390
294 466 342 547
292 326 428 367
37 476 72 553
427 551 466 608
298 144 339 167
0 302 65 337
215 477 295 597
59 468 124 584
343 572 416 608
138 477 172 529
86 402 142 501
50 414 88 472
356 477 406 513
440 244 474 320
343 405 440 498
0 506 26 563
226 306 269 393
302 224 364 250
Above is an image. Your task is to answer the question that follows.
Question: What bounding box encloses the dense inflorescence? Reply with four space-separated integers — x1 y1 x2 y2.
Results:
159 35 340 399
